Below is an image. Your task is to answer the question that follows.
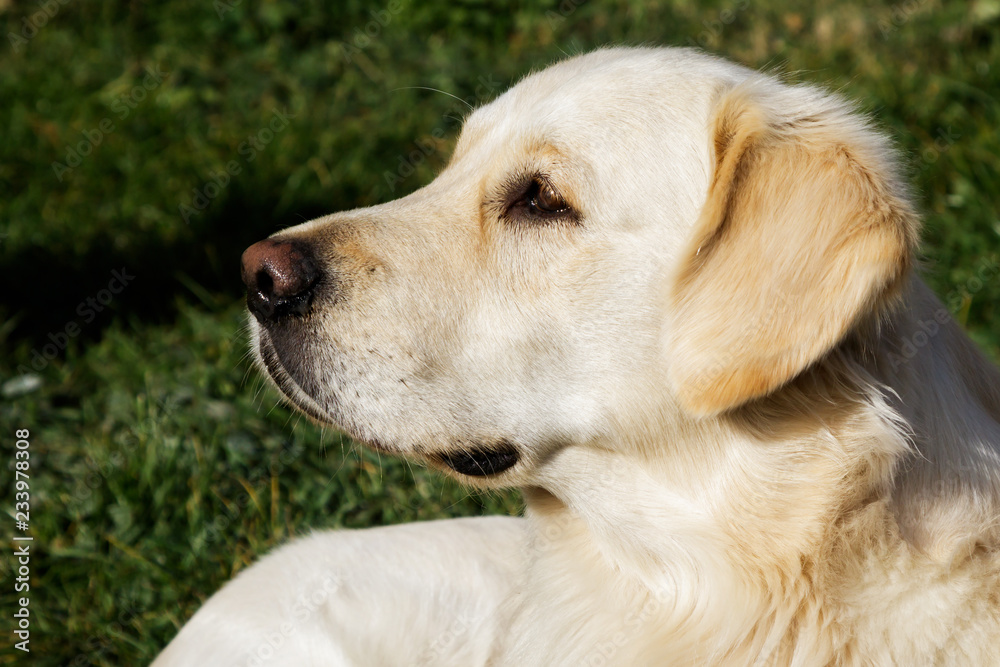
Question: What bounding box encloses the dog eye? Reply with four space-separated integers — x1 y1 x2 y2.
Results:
506 177 575 223
529 180 569 215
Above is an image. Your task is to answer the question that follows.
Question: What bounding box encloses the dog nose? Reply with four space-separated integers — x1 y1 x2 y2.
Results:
241 238 320 321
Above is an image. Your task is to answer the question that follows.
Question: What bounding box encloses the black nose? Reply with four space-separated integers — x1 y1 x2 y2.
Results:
241 238 320 322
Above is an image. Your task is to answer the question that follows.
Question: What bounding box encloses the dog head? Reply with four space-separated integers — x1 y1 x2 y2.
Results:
241 47 917 485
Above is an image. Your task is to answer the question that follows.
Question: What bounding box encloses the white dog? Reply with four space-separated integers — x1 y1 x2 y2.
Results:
155 47 1000 666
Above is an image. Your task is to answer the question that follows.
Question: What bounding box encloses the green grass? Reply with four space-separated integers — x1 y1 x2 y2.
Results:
0 302 520 664
2 0 999 663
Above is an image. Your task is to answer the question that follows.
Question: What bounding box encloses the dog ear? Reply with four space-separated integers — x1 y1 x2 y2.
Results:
668 81 918 417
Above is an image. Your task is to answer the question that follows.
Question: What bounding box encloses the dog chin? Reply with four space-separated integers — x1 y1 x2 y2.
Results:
252 322 414 460
250 319 527 481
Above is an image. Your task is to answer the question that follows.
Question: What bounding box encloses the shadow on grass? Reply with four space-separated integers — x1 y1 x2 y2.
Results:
4 190 335 364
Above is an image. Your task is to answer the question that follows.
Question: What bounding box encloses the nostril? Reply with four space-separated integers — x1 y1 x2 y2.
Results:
256 269 274 297
241 238 322 322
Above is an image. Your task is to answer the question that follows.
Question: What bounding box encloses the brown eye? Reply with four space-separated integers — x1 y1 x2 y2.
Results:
501 174 577 225
529 181 568 214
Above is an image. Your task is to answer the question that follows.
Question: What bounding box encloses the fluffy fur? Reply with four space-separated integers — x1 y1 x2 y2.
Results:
155 47 1000 666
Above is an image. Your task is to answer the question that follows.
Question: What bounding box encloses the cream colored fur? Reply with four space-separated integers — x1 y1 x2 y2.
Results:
155 47 1000 666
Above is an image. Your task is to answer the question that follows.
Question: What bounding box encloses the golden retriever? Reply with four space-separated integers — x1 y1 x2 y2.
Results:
155 47 1000 666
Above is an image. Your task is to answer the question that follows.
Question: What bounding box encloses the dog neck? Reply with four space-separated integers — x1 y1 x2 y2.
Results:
515 276 1000 662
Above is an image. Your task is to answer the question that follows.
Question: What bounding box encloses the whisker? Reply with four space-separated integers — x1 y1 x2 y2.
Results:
391 86 473 111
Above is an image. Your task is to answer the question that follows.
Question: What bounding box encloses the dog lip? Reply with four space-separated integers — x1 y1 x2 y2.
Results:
438 443 519 477
255 329 337 425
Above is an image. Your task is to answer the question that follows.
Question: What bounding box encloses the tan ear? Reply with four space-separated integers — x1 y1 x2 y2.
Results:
669 82 918 417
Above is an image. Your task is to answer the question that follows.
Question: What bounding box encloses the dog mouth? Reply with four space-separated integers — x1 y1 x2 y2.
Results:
254 323 522 477
438 442 520 477
254 326 339 425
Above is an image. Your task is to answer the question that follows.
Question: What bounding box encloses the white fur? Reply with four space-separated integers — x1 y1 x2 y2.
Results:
155 48 1000 666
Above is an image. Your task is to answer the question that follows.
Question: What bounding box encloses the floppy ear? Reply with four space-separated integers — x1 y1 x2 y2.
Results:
668 81 918 417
